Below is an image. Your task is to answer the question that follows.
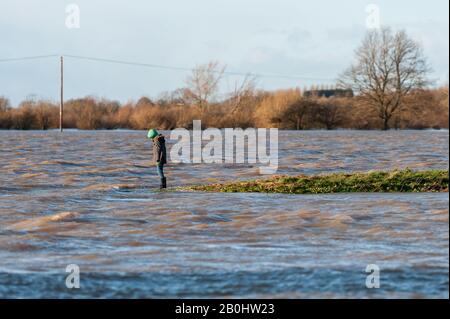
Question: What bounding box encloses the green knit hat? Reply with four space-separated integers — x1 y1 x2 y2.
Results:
147 129 158 139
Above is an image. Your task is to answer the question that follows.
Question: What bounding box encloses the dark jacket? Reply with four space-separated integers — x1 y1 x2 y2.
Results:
152 134 167 164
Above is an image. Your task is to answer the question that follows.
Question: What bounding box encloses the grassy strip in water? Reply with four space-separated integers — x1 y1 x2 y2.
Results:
185 169 449 194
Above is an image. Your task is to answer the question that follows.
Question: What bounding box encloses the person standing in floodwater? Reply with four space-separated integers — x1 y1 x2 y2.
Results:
148 129 167 189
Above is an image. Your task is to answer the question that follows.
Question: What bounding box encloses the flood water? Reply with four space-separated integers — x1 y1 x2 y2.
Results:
0 130 448 298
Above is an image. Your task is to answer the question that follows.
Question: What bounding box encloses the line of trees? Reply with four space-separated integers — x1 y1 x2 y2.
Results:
0 28 448 131
1 86 447 130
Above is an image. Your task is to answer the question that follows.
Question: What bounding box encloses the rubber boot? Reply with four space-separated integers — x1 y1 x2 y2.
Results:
160 177 167 189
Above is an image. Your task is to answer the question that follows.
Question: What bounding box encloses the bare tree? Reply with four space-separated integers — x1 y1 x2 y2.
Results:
157 88 188 106
0 97 10 112
14 100 36 130
185 61 225 110
316 101 341 130
35 101 56 130
228 74 257 114
282 98 318 130
136 96 155 108
339 28 431 130
216 75 259 127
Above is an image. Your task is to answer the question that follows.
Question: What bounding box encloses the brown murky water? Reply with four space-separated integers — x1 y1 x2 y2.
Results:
0 130 448 298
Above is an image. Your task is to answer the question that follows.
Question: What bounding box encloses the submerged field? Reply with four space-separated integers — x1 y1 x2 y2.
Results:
0 130 448 298
185 169 449 194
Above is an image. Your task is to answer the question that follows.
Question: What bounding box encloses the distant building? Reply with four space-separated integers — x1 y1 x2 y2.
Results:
303 89 354 98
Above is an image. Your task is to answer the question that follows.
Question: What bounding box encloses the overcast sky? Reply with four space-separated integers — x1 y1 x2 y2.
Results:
1 0 448 105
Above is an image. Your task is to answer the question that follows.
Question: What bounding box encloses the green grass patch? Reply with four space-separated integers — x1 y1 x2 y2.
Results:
183 169 449 194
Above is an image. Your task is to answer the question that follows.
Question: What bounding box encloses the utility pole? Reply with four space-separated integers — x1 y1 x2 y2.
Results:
60 56 64 132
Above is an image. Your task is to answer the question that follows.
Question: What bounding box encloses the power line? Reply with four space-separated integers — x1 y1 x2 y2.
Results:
64 54 193 72
63 54 336 81
0 53 336 82
0 54 59 63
